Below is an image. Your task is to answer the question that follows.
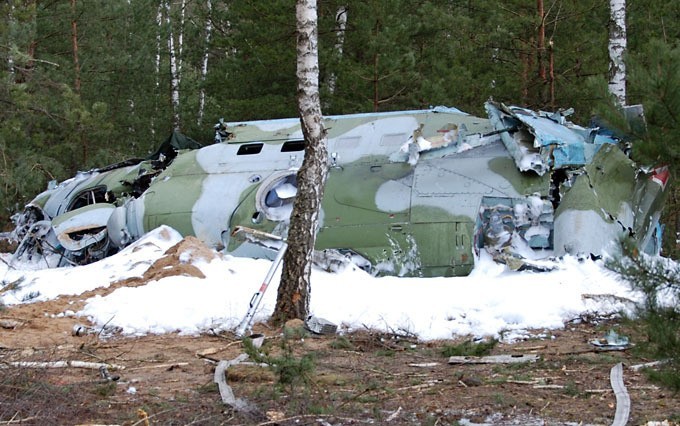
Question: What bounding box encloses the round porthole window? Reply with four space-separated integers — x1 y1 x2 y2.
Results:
255 171 298 221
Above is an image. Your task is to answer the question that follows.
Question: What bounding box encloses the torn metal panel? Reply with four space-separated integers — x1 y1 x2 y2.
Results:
610 362 631 426
52 204 116 252
553 144 668 257
590 329 631 351
485 101 619 174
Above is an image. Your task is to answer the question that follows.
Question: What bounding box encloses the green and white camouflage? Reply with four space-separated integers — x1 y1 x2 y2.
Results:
7 102 670 277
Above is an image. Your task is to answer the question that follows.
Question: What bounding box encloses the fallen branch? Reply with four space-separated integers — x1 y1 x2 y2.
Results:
5 415 44 424
533 384 565 389
630 360 668 372
128 362 189 371
257 414 373 426
448 354 539 364
385 406 402 422
1 360 125 370
511 345 547 352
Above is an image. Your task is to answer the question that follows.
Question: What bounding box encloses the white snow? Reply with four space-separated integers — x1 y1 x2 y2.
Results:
0 225 643 341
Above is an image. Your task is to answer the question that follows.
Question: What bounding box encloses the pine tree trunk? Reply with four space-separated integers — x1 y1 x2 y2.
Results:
71 0 81 94
273 0 329 323
608 0 627 106
536 0 546 83
70 0 86 165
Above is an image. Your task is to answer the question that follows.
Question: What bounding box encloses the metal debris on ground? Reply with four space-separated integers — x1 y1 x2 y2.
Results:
590 329 631 350
305 316 337 335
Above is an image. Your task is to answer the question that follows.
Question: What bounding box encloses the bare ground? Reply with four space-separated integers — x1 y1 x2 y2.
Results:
0 237 678 425
1 288 679 426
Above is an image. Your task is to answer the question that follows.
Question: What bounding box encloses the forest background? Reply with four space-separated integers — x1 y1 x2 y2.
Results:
1 0 680 256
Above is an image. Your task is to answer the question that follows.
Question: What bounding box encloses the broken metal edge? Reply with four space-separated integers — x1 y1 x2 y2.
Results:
610 362 631 426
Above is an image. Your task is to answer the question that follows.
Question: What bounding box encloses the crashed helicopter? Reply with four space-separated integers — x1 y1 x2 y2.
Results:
5 101 670 277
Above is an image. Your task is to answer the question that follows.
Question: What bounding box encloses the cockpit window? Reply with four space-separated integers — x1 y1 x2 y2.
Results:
68 186 111 211
255 172 298 222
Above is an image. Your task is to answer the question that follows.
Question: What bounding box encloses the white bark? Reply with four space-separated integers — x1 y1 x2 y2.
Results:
274 0 329 321
327 6 347 96
7 2 15 78
198 0 213 126
155 2 163 86
178 0 186 73
295 0 328 250
608 0 627 106
165 0 181 130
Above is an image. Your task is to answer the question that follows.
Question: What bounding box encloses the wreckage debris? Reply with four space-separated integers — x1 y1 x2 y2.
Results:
4 102 669 277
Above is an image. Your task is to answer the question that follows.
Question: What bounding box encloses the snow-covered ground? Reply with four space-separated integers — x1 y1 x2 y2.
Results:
0 226 641 341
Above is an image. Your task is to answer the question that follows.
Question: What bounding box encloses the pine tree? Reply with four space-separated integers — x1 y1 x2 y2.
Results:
627 40 680 257
607 238 680 391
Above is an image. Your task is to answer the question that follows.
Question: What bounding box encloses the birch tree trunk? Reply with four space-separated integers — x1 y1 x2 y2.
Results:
327 6 347 97
273 0 329 323
152 2 164 136
608 0 627 106
165 0 182 131
7 2 15 79
198 0 212 126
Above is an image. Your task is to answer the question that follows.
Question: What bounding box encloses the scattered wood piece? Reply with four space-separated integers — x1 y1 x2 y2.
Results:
396 379 442 391
630 360 668 372
1 360 125 370
197 347 221 357
257 414 373 426
0 319 21 329
128 362 189 371
385 406 402 422
611 362 631 426
507 379 542 385
408 362 439 368
75 424 120 426
581 293 636 306
511 345 546 352
6 416 45 425
533 384 565 389
448 354 539 365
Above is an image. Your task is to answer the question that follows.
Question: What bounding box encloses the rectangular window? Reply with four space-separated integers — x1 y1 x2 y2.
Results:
237 143 264 155
281 140 305 152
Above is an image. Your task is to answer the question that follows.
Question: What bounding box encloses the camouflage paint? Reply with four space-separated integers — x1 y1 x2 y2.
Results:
9 104 669 276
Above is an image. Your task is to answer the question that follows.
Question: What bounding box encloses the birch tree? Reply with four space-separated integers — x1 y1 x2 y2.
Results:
273 0 329 323
327 5 347 97
165 0 182 131
197 0 212 126
609 0 627 106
